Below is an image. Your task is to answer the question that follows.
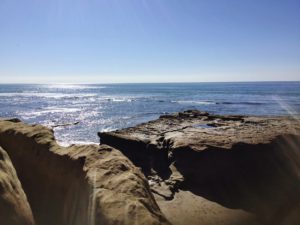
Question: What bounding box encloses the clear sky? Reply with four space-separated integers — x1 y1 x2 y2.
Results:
0 0 299 83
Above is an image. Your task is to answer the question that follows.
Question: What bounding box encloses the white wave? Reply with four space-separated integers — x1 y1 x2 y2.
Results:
111 98 132 102
0 92 97 99
57 140 99 147
101 127 116 132
44 84 106 89
101 96 134 102
172 100 215 105
40 107 79 114
21 107 81 119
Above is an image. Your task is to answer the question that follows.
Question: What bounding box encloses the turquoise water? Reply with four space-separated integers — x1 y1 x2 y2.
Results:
0 82 299 145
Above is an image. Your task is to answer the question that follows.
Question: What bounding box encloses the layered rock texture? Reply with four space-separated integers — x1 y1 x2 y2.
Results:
0 119 169 225
0 146 35 225
99 110 300 225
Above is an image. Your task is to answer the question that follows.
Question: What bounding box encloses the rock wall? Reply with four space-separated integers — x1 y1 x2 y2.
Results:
0 146 35 225
0 120 169 225
173 135 300 224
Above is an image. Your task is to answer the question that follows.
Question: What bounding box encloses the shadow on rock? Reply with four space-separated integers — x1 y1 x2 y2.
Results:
176 134 300 225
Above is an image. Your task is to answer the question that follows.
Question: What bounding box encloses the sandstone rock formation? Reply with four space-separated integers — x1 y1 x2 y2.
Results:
1 109 300 225
0 146 35 225
0 119 169 225
99 110 300 225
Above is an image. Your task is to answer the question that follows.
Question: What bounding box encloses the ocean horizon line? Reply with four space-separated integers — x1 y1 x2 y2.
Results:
0 80 300 85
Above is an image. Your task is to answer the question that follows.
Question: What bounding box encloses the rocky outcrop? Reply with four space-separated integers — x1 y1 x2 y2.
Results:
0 146 35 225
1 109 299 225
0 120 169 225
99 110 300 225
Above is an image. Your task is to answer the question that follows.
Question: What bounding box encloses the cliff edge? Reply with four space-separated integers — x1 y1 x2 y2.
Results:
99 110 300 225
0 119 169 225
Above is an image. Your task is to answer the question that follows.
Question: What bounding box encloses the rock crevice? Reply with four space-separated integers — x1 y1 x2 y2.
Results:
0 119 170 225
0 146 35 225
99 110 300 225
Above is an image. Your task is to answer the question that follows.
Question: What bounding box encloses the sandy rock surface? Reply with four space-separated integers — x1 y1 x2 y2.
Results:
0 119 169 225
0 146 35 225
99 110 300 225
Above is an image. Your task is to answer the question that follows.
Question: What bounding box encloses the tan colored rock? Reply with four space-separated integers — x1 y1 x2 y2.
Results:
0 120 169 225
0 146 35 225
99 110 300 225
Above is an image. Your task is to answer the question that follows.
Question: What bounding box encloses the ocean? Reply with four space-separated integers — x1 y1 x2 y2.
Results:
0 82 299 145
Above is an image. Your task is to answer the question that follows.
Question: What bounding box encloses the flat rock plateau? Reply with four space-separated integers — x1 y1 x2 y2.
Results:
99 110 300 225
1 110 300 225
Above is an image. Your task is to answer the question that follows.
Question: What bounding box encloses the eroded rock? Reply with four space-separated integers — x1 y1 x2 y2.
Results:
0 146 35 225
0 120 170 225
99 110 300 225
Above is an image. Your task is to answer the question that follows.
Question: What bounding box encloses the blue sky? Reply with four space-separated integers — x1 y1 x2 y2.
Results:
0 0 299 83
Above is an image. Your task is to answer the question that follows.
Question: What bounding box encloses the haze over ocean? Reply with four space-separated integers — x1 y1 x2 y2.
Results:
0 82 299 145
